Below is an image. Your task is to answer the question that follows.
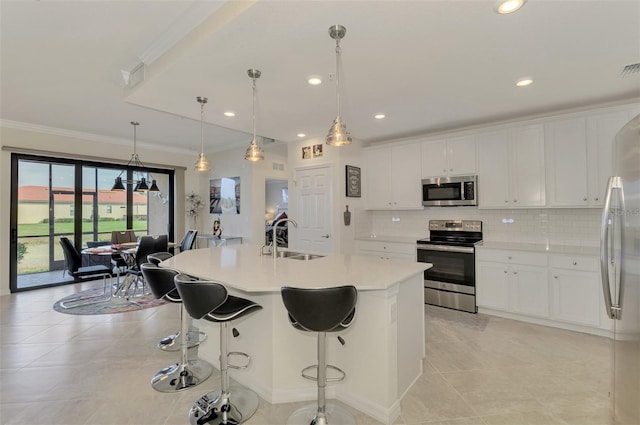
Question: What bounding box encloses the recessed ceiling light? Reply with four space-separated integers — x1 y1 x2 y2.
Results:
223 111 235 117
496 0 526 14
516 78 533 87
297 133 306 138
374 113 386 120
307 76 322 86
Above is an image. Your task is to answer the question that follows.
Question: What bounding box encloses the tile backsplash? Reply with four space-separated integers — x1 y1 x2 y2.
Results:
361 208 601 247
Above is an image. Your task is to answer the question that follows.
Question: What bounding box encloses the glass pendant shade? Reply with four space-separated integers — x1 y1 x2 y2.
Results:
195 153 210 172
244 138 264 161
326 116 352 146
326 25 352 147
195 96 211 172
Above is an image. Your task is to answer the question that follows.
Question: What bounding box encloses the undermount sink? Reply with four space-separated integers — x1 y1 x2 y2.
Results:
275 251 324 260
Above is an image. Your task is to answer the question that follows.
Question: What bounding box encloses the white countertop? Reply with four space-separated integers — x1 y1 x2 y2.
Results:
478 241 599 256
355 234 421 244
161 244 429 293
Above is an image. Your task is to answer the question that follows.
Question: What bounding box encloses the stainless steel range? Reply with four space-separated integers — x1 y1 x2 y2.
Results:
416 220 482 313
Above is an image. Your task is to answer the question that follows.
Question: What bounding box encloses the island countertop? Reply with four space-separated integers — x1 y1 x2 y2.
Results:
161 243 430 292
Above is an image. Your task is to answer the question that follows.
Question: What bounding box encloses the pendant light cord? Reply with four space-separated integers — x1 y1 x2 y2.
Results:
335 39 341 117
200 102 205 155
252 77 257 145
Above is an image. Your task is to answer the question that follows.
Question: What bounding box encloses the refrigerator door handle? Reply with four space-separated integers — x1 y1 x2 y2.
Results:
600 176 622 320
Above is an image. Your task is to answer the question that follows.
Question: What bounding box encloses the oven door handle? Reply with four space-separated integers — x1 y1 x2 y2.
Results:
417 245 474 254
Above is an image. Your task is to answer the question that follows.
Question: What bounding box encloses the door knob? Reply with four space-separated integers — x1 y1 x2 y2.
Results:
321 234 330 239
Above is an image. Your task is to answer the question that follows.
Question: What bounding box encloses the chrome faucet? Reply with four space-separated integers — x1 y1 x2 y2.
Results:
273 218 297 259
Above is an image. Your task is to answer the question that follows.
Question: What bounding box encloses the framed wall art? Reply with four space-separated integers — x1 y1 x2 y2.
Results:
345 165 361 197
210 177 241 214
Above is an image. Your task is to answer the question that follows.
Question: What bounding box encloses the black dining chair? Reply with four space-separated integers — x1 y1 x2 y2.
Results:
121 235 169 297
179 229 198 252
59 236 114 308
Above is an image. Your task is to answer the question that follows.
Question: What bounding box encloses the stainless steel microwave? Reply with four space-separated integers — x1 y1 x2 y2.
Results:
422 175 477 206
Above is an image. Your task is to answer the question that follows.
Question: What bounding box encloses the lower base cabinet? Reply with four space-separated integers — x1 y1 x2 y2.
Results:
477 248 609 335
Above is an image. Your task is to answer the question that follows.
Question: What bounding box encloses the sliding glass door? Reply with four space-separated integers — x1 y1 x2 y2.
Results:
10 153 174 292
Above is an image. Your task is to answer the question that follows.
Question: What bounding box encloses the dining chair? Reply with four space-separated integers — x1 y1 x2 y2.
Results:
110 230 137 273
59 236 114 308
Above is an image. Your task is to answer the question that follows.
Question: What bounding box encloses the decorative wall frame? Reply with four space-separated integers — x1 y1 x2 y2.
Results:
345 165 361 197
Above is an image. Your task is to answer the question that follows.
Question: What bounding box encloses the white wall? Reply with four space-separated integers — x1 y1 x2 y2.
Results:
198 145 288 244
0 125 198 295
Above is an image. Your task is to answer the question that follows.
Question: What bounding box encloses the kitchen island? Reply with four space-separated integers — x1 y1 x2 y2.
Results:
161 244 430 425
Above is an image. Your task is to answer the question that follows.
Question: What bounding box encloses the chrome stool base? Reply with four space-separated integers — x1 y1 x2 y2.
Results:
151 359 214 393
158 330 207 351
188 385 259 425
286 403 356 425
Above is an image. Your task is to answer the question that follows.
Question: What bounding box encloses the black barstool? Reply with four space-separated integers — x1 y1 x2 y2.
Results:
146 253 205 352
140 263 214 393
281 285 357 425
175 274 263 425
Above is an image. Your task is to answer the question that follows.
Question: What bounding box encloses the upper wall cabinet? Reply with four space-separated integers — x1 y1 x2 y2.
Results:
364 143 423 210
477 125 545 208
421 135 476 178
587 108 637 207
545 106 635 208
545 117 589 207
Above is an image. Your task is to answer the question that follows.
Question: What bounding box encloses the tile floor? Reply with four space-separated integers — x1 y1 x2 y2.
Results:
1 281 613 425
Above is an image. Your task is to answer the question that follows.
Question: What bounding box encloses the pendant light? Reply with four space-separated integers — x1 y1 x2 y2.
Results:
195 96 211 172
244 69 265 162
111 122 160 192
326 24 352 147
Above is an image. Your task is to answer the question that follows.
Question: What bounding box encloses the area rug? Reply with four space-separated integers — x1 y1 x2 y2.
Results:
425 304 490 331
53 287 166 315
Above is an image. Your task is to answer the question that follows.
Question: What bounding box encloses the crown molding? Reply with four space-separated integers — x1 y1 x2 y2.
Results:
0 119 195 156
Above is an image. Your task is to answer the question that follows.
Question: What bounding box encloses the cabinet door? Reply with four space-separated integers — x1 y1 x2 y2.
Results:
477 130 510 208
545 118 588 206
476 261 509 311
587 109 632 207
447 135 476 176
364 148 393 209
391 143 423 209
511 125 546 207
421 139 447 178
510 265 549 317
551 268 600 326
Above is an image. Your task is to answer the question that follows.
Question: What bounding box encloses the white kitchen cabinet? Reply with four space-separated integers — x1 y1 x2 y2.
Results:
587 108 635 207
549 254 602 328
358 240 416 261
476 125 545 208
476 248 548 317
364 143 422 210
545 117 589 207
421 135 476 178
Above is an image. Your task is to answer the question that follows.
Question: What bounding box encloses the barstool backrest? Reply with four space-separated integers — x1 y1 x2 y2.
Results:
140 263 180 301
180 229 198 251
174 274 228 320
281 285 357 332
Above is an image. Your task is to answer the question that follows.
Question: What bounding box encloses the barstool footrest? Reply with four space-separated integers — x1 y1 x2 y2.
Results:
301 364 346 382
227 351 251 370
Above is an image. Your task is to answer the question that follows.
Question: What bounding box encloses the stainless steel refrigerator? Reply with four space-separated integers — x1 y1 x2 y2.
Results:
600 113 640 425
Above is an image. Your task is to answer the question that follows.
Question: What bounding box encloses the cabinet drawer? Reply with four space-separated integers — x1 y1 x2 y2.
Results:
549 254 599 272
358 240 416 255
476 249 548 266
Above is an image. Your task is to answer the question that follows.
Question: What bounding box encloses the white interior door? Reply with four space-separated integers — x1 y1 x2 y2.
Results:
294 165 333 254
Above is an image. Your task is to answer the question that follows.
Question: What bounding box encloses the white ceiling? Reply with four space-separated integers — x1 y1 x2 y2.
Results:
1 1 639 156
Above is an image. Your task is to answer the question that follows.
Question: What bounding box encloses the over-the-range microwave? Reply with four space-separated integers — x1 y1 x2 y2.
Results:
422 175 477 207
